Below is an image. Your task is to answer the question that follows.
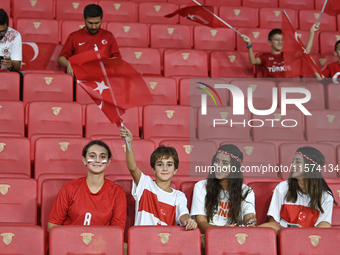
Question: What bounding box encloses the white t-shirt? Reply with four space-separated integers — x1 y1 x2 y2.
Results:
190 180 255 225
0 27 22 61
267 180 333 227
132 173 189 226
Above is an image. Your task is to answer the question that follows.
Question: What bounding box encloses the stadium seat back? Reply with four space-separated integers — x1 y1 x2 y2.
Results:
219 6 258 28
107 22 148 47
0 100 24 137
194 26 235 51
259 8 298 29
139 3 178 24
17 18 58 43
150 24 192 49
56 0 96 20
0 72 20 101
99 1 138 22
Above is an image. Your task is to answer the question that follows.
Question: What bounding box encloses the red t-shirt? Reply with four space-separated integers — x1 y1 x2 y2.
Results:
258 52 290 78
48 178 127 230
322 61 340 80
59 28 121 59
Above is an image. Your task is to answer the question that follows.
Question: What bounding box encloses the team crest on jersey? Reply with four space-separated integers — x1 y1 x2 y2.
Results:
160 206 168 217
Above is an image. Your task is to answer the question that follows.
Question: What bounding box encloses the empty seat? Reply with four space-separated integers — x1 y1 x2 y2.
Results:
164 49 208 77
328 182 340 207
320 32 340 54
236 28 272 52
205 0 241 5
299 10 336 31
107 22 148 47
210 51 254 78
56 0 96 20
49 226 124 255
12 0 54 19
119 47 161 75
60 20 86 45
0 178 37 224
205 227 277 255
193 26 235 51
0 72 20 100
150 24 192 49
23 73 73 106
332 207 340 228
0 225 44 255
128 226 201 255
17 18 58 44
243 0 278 8
139 2 178 24
219 6 258 28
259 8 298 29
0 100 24 137
278 0 314 10
306 110 340 143
327 83 340 110
99 1 137 22
142 76 177 105
0 137 30 178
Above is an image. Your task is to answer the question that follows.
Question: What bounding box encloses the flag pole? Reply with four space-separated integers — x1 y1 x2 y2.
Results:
192 0 242 36
317 0 329 23
93 44 131 151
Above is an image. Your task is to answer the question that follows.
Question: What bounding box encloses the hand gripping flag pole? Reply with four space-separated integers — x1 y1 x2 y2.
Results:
93 44 130 151
317 0 329 23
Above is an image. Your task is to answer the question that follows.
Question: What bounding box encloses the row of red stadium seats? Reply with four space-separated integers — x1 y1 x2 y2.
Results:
2 224 340 255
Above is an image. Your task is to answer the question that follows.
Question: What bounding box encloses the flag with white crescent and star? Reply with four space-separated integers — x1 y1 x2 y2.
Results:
69 47 154 126
324 0 340 16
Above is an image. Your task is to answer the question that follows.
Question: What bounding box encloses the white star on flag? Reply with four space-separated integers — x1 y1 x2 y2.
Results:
94 80 109 95
98 101 103 109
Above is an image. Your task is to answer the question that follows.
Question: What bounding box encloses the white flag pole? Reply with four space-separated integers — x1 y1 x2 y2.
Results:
317 0 329 23
192 0 242 36
93 44 130 151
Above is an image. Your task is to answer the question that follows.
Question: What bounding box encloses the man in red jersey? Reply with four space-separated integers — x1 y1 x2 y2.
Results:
58 4 121 76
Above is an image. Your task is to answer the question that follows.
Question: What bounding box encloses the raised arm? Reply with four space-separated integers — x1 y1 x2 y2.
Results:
120 126 142 185
305 22 320 54
240 34 261 65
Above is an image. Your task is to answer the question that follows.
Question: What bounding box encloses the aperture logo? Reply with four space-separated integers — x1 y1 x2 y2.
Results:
197 82 222 106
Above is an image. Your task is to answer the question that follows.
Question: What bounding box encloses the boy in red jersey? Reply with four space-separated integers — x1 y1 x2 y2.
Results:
315 40 340 82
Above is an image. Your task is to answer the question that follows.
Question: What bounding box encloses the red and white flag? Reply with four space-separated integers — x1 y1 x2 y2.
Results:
324 0 340 16
69 47 153 125
282 11 323 77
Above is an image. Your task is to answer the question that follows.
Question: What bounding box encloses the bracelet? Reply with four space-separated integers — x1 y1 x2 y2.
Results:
246 44 253 49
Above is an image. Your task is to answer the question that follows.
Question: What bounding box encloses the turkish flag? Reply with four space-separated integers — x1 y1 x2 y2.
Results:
165 5 226 28
21 43 59 70
69 47 153 125
282 11 323 77
324 0 340 16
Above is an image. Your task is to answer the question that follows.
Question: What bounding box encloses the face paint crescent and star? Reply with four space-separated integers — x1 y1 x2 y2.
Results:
87 159 107 164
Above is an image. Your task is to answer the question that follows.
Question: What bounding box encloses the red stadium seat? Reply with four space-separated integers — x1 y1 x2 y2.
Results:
23 73 73 106
17 18 58 44
99 1 137 22
142 76 177 105
327 83 340 110
310 54 339 74
76 83 94 105
128 226 201 255
107 22 149 47
164 49 208 77
56 0 96 20
219 6 258 28
193 26 235 51
179 181 196 211
297 30 319 54
319 32 340 55
205 0 241 5
0 225 44 255
229 79 277 110
206 227 277 255
252 109 305 142
299 10 336 31
139 3 178 24
50 226 124 255
332 207 340 227
0 100 24 137
278 0 314 10
277 81 325 110
0 72 20 101
119 47 161 75
60 20 86 45
0 178 37 224
150 24 192 49
0 137 30 178
0 0 11 18
315 0 326 10
279 142 337 178
102 139 156 176
259 8 298 29
243 0 278 8
328 182 340 207
130 0 166 2
279 228 340 255
236 28 272 52
85 104 139 139
12 0 54 19
247 181 281 224
306 110 340 143
210 51 254 78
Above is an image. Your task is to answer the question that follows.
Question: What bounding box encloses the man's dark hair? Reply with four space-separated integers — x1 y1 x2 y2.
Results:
335 40 340 51
83 4 103 19
268 29 282 41
0 9 9 26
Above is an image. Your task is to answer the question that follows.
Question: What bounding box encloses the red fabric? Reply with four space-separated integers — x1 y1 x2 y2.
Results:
258 52 288 78
48 178 127 230
59 28 121 59
165 5 227 28
282 11 323 77
69 47 153 125
322 61 340 78
21 43 57 70
324 0 340 16
280 204 320 227
138 189 176 226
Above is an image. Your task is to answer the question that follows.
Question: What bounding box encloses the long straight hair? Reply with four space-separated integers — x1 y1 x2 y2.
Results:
205 144 252 224
286 146 337 213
